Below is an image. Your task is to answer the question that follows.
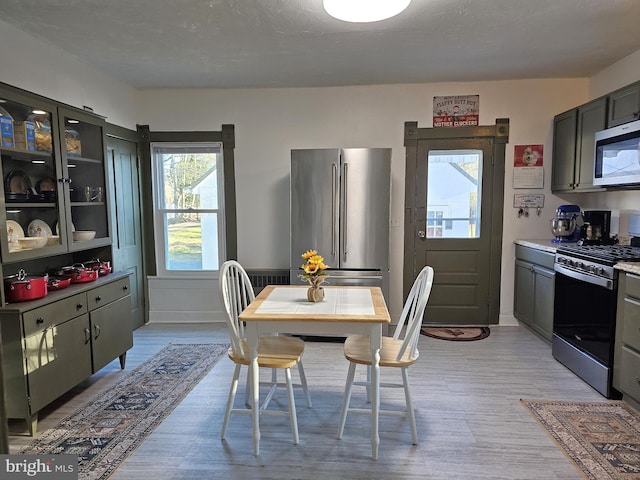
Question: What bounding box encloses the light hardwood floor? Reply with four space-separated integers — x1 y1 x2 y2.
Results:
9 323 610 479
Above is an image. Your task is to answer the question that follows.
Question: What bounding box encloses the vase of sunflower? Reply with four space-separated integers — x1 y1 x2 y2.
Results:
299 249 329 302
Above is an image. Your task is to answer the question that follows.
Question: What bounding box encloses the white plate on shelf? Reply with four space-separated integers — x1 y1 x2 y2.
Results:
28 219 53 238
54 222 75 235
7 220 24 240
7 220 25 252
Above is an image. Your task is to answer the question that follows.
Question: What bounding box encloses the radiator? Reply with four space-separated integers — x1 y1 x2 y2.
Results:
246 269 290 294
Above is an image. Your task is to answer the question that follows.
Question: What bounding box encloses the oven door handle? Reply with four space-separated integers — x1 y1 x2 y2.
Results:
554 264 614 290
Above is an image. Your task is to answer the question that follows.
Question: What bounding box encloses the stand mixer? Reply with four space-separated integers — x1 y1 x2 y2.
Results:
551 204 583 243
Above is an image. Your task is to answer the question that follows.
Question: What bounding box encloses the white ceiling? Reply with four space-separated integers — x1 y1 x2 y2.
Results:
3 0 640 89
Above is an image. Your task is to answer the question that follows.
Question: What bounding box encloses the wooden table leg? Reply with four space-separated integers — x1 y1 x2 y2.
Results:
247 325 261 456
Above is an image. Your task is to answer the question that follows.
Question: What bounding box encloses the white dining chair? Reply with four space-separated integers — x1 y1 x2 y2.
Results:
337 265 434 445
218 260 311 444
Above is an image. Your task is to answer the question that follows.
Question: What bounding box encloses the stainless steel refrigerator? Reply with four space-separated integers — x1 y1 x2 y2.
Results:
290 148 391 301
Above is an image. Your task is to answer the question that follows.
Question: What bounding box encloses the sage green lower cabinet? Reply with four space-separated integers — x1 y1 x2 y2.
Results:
614 272 640 408
0 272 132 435
514 245 555 341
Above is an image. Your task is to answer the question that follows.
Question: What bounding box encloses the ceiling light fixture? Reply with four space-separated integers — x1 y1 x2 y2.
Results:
323 0 411 23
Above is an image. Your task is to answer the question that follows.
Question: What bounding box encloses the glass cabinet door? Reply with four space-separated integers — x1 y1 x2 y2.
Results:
58 108 111 251
0 91 67 261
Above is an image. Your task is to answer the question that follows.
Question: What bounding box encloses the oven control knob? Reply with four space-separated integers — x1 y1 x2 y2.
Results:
576 262 584 269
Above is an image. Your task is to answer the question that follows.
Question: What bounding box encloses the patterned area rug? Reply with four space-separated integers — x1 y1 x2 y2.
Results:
521 400 640 480
19 343 228 480
421 326 490 341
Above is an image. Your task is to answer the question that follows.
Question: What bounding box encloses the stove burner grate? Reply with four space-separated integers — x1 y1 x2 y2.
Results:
557 244 640 264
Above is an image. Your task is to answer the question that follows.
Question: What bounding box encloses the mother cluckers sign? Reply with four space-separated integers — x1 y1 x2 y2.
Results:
433 95 479 127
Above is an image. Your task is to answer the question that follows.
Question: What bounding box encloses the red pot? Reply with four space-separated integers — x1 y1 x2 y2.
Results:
84 258 111 276
54 264 98 284
47 275 72 291
4 269 48 302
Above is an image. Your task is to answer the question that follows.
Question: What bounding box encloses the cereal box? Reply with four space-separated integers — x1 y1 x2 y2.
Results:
0 116 14 147
13 121 36 151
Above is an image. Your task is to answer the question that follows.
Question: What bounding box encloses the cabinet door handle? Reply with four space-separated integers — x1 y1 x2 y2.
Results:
123 285 128 291
94 324 101 339
36 317 44 325
636 377 640 385
95 296 102 302
84 328 91 344
76 303 83 310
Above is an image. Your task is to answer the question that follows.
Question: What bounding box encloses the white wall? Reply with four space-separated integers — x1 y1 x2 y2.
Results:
0 20 137 129
1 17 639 325
137 79 590 323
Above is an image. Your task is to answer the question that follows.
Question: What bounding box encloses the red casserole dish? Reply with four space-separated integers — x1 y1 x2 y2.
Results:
47 275 72 291
4 269 48 302
84 258 111 276
54 264 98 284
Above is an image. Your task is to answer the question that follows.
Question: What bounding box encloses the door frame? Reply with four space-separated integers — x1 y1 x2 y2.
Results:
402 119 509 324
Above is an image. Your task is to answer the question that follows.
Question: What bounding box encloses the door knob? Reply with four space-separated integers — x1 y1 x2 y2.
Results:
417 230 426 238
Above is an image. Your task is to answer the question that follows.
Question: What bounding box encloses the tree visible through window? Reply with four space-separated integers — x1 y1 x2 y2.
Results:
151 142 225 274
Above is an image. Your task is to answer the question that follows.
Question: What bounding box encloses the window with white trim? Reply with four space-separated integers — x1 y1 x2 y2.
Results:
151 142 225 275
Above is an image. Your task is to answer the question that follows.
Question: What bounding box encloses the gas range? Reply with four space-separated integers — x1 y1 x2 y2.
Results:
555 244 640 289
552 243 640 398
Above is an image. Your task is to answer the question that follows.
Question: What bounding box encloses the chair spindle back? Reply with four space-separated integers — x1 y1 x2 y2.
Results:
393 266 434 362
219 260 256 358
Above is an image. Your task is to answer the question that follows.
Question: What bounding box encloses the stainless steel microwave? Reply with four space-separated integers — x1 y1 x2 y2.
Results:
594 119 640 187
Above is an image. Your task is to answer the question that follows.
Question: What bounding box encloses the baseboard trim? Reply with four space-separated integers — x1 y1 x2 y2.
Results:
148 311 226 323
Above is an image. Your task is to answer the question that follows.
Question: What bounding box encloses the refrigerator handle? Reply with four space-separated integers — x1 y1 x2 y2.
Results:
342 162 348 261
332 162 338 256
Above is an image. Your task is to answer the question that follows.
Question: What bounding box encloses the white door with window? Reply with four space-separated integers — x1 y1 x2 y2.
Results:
403 121 508 325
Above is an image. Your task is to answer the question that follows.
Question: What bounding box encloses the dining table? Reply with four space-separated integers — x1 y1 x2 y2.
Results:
238 284 391 459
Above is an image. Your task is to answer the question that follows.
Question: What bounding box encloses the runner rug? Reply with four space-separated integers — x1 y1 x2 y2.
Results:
19 343 228 480
421 326 490 341
521 399 640 480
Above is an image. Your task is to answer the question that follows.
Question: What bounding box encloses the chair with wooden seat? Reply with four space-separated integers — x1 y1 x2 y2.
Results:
219 260 311 444
337 265 434 445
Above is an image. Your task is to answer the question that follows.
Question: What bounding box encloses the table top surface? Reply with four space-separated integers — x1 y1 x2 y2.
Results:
239 285 390 324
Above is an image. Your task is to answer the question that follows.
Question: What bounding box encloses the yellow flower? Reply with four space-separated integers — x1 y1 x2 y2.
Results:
308 255 324 264
301 250 317 260
299 249 329 283
303 264 319 274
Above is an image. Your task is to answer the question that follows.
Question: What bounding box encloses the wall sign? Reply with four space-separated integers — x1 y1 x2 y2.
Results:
433 95 479 127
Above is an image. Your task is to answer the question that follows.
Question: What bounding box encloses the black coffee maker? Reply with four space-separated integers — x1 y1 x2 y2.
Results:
581 210 612 245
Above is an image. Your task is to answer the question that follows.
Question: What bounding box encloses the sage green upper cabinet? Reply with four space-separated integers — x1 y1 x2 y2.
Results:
58 107 111 252
551 109 577 192
0 85 112 266
551 97 606 193
607 82 640 127
0 89 68 261
575 97 606 191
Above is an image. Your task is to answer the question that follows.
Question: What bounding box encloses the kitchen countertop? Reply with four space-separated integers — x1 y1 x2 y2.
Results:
514 239 558 253
515 239 640 274
615 262 640 275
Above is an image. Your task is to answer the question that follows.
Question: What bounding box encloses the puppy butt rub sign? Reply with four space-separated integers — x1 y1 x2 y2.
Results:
433 95 479 127
0 455 78 479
